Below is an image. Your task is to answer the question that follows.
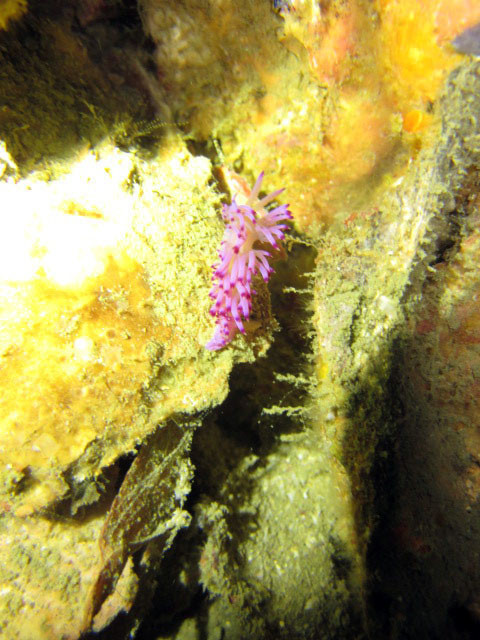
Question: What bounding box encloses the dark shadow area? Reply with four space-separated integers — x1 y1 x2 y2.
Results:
125 240 317 640
346 168 480 639
0 0 165 174
213 238 316 451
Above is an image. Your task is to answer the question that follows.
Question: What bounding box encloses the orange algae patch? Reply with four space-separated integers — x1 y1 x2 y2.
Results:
325 88 395 183
378 0 463 108
270 88 395 230
284 0 478 231
281 0 376 86
306 4 359 85
402 109 432 132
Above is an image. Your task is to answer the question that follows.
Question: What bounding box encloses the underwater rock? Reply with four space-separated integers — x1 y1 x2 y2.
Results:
2 2 480 638
0 136 255 638
452 21 480 56
193 432 364 639
139 0 480 234
0 140 224 515
312 59 480 637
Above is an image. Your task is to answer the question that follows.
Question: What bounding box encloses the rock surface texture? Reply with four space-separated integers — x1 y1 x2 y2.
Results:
1 1 480 639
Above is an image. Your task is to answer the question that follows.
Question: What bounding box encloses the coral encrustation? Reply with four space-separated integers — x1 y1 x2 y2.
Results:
206 172 292 350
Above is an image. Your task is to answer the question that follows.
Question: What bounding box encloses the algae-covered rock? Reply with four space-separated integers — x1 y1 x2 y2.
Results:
0 7 282 622
0 5 278 628
2 1 480 638
0 139 225 515
0 137 228 638
312 60 480 637
369 64 480 638
0 88 278 635
192 432 364 640
139 0 480 233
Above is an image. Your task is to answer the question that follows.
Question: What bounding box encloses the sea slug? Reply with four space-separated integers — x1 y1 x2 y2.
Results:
206 172 292 351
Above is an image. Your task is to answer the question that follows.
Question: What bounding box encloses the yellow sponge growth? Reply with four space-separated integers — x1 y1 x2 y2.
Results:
379 0 462 107
0 0 27 30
